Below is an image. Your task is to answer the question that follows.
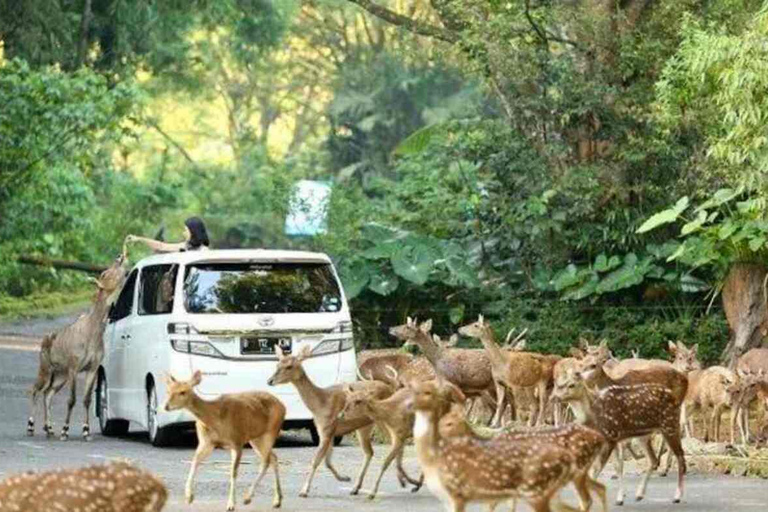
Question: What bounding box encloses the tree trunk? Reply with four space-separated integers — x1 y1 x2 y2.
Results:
722 263 768 366
17 256 107 274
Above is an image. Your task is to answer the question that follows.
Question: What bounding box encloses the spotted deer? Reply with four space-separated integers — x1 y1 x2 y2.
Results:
358 350 415 388
459 316 551 427
409 379 579 512
338 379 465 499
0 461 167 512
267 345 393 497
552 371 686 506
728 369 768 445
439 403 607 512
163 371 285 511
681 366 738 442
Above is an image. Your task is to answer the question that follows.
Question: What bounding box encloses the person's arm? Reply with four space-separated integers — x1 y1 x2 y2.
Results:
125 235 185 253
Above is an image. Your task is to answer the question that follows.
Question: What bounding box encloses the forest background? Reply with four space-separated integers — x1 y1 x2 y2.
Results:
4 0 768 363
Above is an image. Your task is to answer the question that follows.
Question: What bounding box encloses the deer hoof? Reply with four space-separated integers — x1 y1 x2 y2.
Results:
615 499 624 506
271 498 281 508
635 495 644 502
243 498 251 505
367 493 376 501
227 504 235 511
349 488 360 496
185 493 194 504
298 492 308 498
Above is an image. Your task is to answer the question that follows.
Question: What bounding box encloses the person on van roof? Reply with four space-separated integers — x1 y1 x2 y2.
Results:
126 217 210 253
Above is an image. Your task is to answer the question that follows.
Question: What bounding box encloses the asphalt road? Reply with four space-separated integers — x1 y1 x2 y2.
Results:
1 336 767 511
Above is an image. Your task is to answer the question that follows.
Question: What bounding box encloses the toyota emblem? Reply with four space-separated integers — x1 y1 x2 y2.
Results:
258 316 275 327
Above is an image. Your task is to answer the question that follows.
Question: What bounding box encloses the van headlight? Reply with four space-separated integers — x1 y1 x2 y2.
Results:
311 339 341 357
340 338 354 352
171 339 225 359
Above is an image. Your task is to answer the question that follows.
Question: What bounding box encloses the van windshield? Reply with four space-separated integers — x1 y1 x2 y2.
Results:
183 262 342 314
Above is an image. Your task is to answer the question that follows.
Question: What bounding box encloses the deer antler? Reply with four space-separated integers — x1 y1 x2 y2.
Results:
357 367 371 382
384 365 400 385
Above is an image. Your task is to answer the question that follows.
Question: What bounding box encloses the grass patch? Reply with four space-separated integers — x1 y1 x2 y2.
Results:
0 288 93 321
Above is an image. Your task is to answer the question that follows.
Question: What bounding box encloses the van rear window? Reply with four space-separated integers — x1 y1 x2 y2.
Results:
183 262 342 314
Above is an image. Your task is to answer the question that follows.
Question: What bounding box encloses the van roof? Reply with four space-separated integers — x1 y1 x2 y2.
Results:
132 249 333 267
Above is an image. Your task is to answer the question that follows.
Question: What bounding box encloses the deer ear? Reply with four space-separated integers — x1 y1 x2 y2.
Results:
420 319 433 333
163 373 176 386
406 316 413 326
569 347 585 359
191 370 202 386
667 341 677 354
691 344 698 354
298 345 312 360
448 334 459 347
275 344 285 359
515 339 527 351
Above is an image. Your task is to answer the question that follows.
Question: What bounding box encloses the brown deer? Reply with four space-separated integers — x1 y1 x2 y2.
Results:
389 317 497 418
0 461 167 511
338 380 465 499
163 371 285 511
728 369 768 445
680 366 738 442
610 341 701 376
267 345 393 497
408 379 579 512
459 316 550 427
552 371 686 506
737 347 768 375
27 252 128 441
438 403 608 512
358 352 415 388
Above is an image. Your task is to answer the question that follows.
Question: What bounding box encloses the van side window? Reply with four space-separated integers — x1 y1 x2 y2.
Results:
109 269 138 322
138 264 177 316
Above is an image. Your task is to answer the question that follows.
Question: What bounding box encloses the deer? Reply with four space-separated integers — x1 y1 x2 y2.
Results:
552 370 686 506
389 317 499 422
163 371 285 511
728 369 768 445
27 251 128 441
438 403 608 512
267 344 393 497
338 378 466 499
0 461 167 511
358 352 415 388
679 366 738 442
459 316 551 427
408 379 580 512
610 341 701 376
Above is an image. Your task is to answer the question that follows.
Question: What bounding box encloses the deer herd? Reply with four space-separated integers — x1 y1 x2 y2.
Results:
4 312 768 512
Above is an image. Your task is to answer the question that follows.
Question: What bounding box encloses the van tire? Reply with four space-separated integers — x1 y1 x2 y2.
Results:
97 374 129 437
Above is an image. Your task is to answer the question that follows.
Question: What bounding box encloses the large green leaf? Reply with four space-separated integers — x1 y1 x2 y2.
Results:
562 276 599 301
695 187 742 212
445 255 481 288
593 254 621 273
392 123 447 156
361 240 401 259
369 273 399 296
361 222 404 243
391 244 436 285
338 260 371 300
595 253 651 293
681 209 709 235
636 197 690 234
449 304 465 325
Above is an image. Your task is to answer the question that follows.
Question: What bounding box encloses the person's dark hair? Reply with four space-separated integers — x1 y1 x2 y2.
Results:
184 217 210 248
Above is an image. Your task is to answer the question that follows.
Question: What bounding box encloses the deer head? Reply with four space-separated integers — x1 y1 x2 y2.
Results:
338 387 371 421
458 315 492 340
389 317 432 342
163 371 202 411
577 339 611 381
667 340 701 373
267 345 311 386
438 402 472 438
434 333 460 349
91 253 129 300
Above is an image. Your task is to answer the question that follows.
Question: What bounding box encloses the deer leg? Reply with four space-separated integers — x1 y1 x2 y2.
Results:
572 471 592 511
349 424 374 494
300 432 332 497
81 369 99 440
60 370 78 441
536 380 548 426
741 406 750 444
587 475 608 512
662 431 686 503
491 381 506 427
226 447 243 511
714 404 725 442
368 437 403 499
635 436 658 501
186 436 215 504
43 372 67 437
28 370 53 436
244 437 282 508
614 444 625 506
449 497 466 512
395 444 422 490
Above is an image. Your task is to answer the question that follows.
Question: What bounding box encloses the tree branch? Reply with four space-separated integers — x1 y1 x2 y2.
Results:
345 0 459 43
146 120 198 166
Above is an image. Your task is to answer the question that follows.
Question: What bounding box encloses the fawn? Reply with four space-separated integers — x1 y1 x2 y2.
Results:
163 371 285 511
267 344 393 497
409 379 579 512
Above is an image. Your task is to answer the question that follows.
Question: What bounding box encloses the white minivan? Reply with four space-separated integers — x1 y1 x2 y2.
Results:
96 249 357 446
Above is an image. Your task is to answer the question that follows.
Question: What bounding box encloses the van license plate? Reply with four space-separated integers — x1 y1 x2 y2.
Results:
241 337 291 355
